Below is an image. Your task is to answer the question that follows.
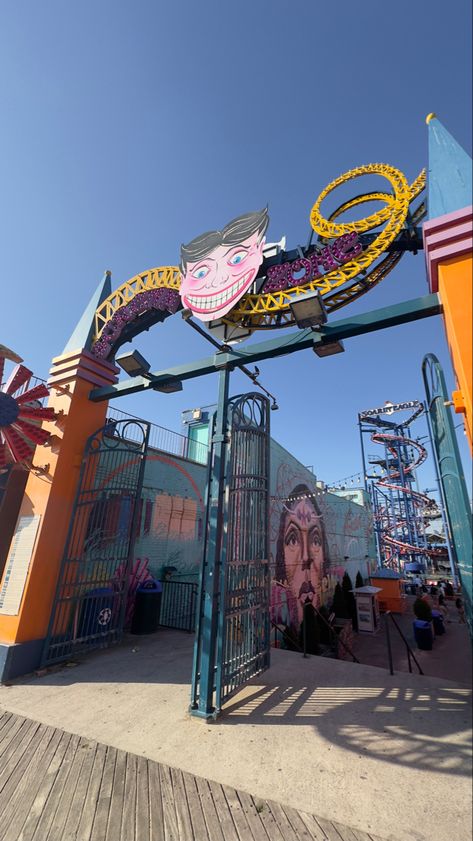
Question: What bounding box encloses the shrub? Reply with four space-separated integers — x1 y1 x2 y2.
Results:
355 571 364 588
413 597 432 622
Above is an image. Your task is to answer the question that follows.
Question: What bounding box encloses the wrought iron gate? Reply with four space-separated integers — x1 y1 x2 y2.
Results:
216 393 271 706
191 382 271 718
42 417 149 666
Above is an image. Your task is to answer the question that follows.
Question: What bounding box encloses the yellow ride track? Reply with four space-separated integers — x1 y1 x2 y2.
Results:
93 164 426 344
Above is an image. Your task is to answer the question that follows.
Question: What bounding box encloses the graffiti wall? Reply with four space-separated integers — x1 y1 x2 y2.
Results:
269 440 376 644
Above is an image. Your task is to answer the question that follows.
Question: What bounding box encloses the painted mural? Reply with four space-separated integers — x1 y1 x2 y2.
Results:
99 427 375 640
133 451 206 583
269 440 376 647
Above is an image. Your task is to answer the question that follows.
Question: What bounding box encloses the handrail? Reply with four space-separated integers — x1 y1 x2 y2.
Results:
271 620 303 653
312 605 360 663
384 610 424 675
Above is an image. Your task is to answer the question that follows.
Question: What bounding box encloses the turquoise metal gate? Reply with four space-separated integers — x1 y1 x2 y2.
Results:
216 393 271 705
422 353 472 632
42 417 149 666
191 379 270 718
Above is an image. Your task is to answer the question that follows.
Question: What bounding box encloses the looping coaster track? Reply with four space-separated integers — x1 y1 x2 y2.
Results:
359 400 446 571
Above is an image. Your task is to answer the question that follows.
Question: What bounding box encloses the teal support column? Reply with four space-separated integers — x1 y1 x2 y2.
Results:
422 354 472 633
190 366 231 718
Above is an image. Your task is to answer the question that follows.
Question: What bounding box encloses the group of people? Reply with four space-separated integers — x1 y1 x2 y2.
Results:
415 578 466 623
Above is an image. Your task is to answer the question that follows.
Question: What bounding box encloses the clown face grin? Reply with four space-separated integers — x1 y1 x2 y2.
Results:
183 269 255 315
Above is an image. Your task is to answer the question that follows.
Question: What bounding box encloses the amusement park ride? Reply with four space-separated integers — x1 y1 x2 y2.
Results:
359 399 450 575
0 115 471 710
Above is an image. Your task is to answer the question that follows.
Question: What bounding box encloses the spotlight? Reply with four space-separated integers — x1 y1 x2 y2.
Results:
290 290 328 329
313 340 345 357
115 350 151 377
271 400 279 411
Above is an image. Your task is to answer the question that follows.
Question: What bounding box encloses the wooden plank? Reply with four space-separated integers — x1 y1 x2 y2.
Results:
75 741 107 841
170 767 195 841
194 776 225 841
0 711 13 742
61 738 98 839
135 754 151 841
44 733 86 840
181 770 209 841
0 717 41 787
0 723 51 823
148 758 165 840
11 730 72 841
249 798 286 841
159 763 180 841
121 751 137 841
30 733 81 841
281 803 325 841
90 745 117 841
0 725 61 840
104 748 126 841
315 817 344 841
221 784 254 841
236 789 271 841
351 829 376 841
207 779 240 841
0 715 34 768
298 810 331 840
332 820 362 841
265 800 300 841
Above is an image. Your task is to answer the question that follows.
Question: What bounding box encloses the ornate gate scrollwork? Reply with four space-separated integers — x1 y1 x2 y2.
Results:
42 418 149 666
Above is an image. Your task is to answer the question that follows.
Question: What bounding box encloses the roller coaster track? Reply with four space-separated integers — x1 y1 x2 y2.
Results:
92 164 426 349
370 428 445 561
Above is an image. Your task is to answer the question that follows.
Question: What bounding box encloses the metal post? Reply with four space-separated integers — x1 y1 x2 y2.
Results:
190 365 230 718
384 612 394 675
423 401 459 587
302 602 308 658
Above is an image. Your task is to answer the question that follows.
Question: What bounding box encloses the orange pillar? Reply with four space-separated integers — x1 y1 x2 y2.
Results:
423 206 473 452
0 349 118 680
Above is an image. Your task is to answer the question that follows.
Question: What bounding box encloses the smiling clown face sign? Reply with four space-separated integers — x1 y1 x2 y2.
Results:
179 208 269 322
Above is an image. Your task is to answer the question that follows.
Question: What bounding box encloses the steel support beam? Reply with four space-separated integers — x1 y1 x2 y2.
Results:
90 294 442 402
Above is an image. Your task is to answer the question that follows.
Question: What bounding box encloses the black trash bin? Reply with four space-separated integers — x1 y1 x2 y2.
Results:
413 619 433 650
79 587 115 638
431 610 446 636
131 580 162 635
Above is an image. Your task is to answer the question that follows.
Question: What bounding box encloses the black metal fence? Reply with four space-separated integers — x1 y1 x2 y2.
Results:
159 580 198 633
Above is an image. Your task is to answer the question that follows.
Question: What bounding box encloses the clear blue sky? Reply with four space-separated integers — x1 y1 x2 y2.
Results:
1 1 471 493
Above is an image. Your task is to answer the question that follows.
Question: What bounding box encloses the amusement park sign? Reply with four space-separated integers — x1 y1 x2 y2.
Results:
92 163 427 359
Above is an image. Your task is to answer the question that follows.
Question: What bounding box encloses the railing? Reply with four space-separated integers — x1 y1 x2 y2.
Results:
106 406 209 465
159 580 198 633
384 610 424 675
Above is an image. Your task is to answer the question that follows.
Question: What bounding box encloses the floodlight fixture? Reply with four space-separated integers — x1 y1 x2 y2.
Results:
271 400 279 411
115 349 151 377
313 340 345 358
290 290 328 329
152 378 183 394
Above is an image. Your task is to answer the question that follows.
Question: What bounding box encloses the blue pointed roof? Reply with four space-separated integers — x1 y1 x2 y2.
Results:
427 114 472 219
62 271 112 354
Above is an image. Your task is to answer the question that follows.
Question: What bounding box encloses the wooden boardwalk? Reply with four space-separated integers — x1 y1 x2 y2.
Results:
0 710 385 841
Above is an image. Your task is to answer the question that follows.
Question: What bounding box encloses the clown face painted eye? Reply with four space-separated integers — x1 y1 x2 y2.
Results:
192 266 210 280
228 250 247 266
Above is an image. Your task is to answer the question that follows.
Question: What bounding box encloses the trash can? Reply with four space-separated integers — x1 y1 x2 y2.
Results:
79 587 115 638
413 619 433 651
431 610 445 636
131 580 162 635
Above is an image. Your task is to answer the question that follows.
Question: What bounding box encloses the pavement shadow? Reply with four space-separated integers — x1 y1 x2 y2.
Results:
221 673 472 778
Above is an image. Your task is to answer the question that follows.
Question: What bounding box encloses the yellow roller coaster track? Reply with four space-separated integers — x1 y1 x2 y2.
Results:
93 164 425 342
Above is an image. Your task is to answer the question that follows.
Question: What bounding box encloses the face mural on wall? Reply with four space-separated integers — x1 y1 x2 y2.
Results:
179 208 269 322
273 484 330 640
